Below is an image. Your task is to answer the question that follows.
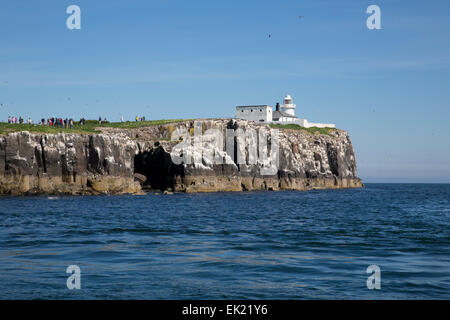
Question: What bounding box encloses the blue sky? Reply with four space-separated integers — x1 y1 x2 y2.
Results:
0 0 449 182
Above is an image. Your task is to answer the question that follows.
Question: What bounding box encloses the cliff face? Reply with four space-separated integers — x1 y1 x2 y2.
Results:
108 119 363 193
0 119 363 195
0 131 141 195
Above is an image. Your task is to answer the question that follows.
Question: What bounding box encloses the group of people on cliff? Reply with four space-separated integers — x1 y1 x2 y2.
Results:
7 116 77 129
40 117 75 129
6 116 143 127
7 116 32 124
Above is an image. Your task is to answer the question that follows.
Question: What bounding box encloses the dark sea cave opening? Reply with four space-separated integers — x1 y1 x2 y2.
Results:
133 144 184 191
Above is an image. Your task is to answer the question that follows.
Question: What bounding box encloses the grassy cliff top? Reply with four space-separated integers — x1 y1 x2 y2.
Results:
269 123 336 135
0 119 337 136
0 119 187 135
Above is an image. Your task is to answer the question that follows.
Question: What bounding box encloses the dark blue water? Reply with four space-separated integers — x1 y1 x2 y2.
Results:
0 184 449 299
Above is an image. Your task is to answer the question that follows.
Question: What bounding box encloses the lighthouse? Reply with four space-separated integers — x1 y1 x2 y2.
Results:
281 94 296 117
235 93 335 128
281 95 295 117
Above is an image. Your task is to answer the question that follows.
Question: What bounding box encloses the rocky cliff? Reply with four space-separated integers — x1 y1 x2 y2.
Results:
0 119 363 195
0 132 142 195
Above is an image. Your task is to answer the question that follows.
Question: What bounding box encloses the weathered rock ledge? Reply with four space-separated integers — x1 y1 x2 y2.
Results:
0 119 363 196
0 132 142 196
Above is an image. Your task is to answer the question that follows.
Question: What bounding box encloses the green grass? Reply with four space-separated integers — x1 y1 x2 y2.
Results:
0 123 97 135
0 120 333 136
269 123 335 135
91 119 190 129
0 119 190 135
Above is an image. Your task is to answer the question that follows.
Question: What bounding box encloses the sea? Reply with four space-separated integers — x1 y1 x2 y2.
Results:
0 184 449 299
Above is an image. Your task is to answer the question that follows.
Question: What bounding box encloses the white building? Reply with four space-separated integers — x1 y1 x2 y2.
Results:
280 94 295 116
235 94 335 128
235 105 272 123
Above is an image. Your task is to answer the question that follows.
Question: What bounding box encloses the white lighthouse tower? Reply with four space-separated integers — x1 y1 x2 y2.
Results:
281 94 296 117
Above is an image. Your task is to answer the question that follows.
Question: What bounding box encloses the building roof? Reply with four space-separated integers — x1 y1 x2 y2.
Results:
272 110 297 120
236 105 271 108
